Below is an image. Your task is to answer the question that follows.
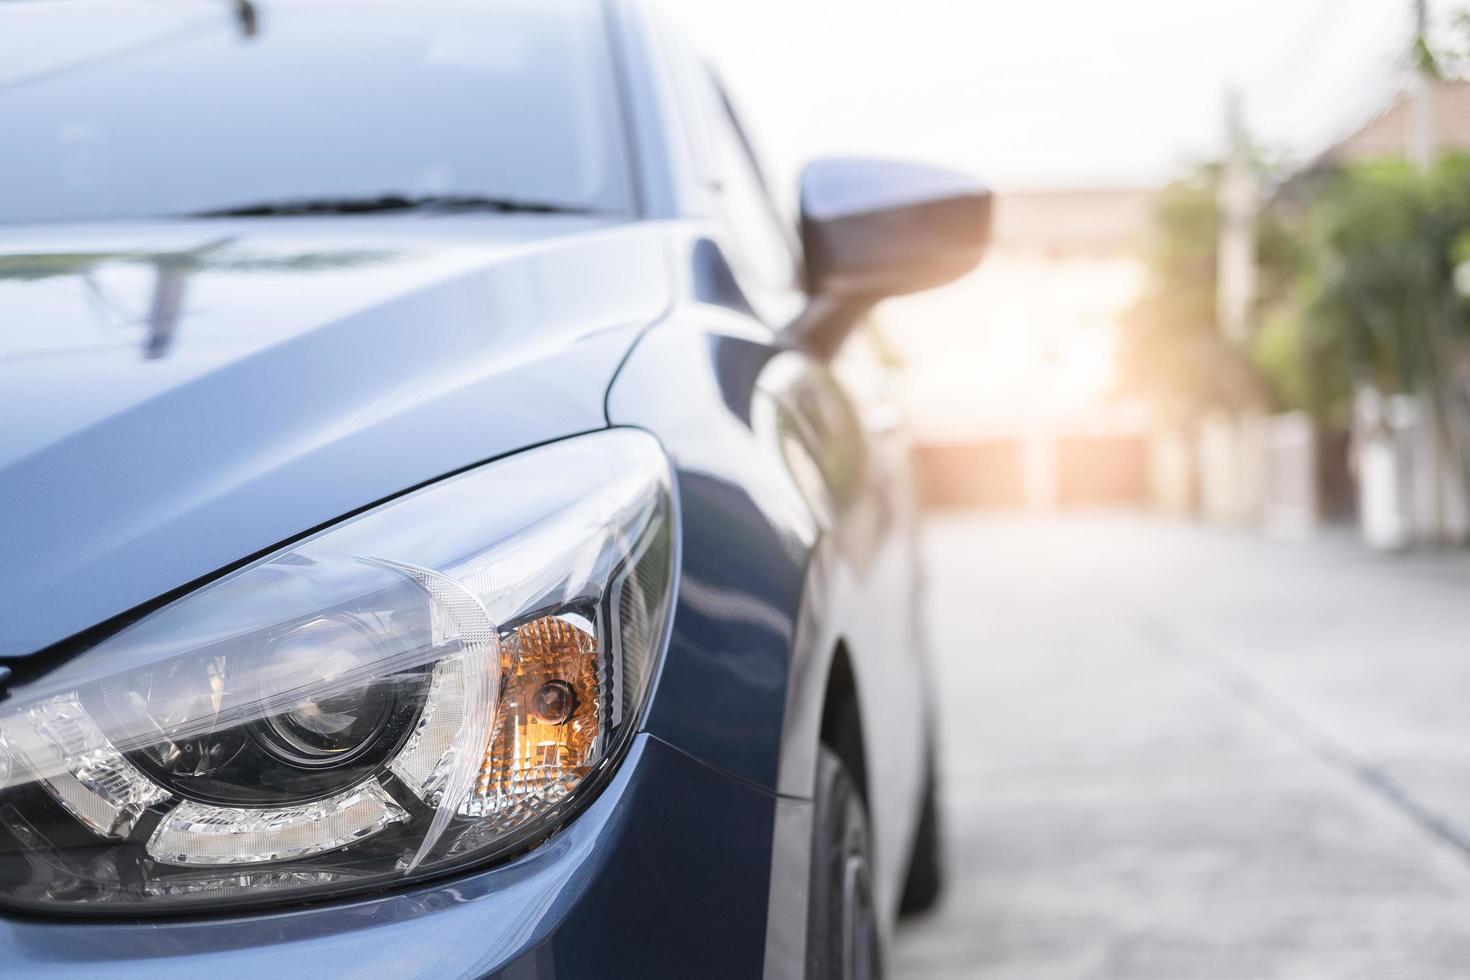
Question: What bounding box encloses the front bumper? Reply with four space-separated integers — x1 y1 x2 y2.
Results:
1 735 781 980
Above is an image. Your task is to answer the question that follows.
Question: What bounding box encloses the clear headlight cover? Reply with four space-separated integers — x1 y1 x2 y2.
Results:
0 430 674 913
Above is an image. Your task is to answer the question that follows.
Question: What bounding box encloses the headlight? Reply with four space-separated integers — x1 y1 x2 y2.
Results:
0 430 674 913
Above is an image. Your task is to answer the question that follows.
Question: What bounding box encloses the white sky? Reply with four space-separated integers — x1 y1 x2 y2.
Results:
672 0 1425 190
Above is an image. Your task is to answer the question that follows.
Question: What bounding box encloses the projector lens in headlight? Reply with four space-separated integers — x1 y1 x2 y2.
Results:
0 430 674 913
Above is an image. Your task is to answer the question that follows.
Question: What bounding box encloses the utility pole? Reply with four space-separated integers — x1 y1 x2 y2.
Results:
1408 0 1457 544
1410 0 1434 169
1213 89 1260 523
1217 88 1256 347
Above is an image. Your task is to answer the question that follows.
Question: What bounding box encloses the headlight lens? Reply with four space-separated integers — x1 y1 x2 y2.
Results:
0 430 673 913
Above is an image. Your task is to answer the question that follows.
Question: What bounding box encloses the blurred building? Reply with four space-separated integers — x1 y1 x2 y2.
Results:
887 187 1155 509
1327 78 1470 163
899 82 1470 518
1280 79 1470 205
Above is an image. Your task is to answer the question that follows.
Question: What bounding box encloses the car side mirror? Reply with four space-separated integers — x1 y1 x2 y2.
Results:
800 157 991 303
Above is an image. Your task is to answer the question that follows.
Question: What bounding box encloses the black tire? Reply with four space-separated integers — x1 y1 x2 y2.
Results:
898 762 943 915
806 747 882 980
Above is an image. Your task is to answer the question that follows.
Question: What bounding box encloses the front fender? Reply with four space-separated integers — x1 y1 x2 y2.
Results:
608 307 817 792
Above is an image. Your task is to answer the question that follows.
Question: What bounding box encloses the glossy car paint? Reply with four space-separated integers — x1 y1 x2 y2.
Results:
608 236 931 971
0 215 669 656
0 2 936 977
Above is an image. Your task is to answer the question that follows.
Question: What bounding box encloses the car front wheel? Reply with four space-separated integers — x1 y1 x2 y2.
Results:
806 747 882 980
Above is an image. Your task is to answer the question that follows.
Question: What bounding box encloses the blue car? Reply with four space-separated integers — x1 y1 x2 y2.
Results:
0 2 989 977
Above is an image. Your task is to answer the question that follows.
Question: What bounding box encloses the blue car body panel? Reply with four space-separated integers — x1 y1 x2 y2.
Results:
0 216 672 656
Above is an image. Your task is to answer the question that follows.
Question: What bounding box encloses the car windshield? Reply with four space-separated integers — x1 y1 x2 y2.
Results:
0 0 631 225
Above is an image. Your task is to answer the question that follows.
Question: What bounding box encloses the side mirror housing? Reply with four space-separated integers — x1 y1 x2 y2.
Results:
800 157 992 303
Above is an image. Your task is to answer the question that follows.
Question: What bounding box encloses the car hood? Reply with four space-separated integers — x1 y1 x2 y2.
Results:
0 215 673 656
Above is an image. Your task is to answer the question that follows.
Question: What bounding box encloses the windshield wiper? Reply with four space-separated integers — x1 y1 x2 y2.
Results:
184 194 604 218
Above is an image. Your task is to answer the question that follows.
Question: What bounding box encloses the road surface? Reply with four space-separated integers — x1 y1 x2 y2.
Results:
894 514 1470 979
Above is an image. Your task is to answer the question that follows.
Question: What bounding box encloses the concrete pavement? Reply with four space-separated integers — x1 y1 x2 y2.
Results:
893 514 1470 979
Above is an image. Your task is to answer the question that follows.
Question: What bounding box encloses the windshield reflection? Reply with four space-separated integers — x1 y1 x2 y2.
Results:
0 245 396 360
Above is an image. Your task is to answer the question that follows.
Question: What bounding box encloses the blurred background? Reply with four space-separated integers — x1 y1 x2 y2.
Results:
674 2 1470 977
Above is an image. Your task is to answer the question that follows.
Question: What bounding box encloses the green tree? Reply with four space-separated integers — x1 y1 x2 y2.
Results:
1259 156 1470 500
1297 158 1470 393
1118 168 1298 418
